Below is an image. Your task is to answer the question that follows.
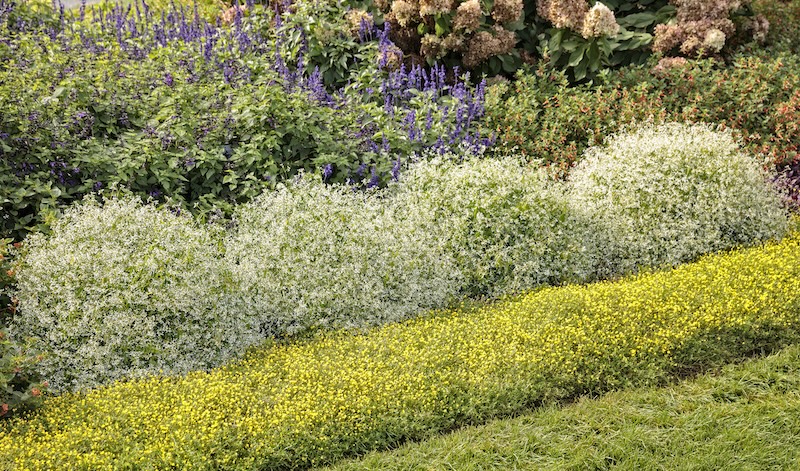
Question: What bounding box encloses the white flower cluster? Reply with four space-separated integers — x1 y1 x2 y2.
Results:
581 2 620 39
393 155 597 298
10 197 261 392
11 124 788 392
568 123 788 276
225 178 460 336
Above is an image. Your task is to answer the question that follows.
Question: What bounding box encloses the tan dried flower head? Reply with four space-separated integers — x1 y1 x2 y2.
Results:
374 0 389 11
454 0 482 32
581 2 619 38
220 4 247 26
379 44 405 70
653 23 684 53
539 0 589 32
420 0 455 16
391 0 419 27
746 14 770 43
421 34 445 59
491 0 523 24
442 33 467 52
650 56 689 77
345 9 374 38
463 25 517 68
679 34 702 55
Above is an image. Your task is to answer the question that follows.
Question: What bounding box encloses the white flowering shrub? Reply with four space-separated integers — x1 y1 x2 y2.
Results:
393 156 597 298
568 123 788 276
10 197 260 393
226 177 460 336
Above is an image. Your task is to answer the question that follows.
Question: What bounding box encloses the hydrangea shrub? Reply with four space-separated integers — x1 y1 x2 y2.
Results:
10 196 260 392
393 156 597 297
226 176 460 336
568 123 787 276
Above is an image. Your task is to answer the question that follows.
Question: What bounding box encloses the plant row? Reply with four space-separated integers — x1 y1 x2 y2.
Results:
4 122 786 397
325 343 800 470
2 221 800 469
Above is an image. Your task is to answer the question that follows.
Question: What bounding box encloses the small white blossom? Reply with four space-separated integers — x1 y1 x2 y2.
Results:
581 2 620 38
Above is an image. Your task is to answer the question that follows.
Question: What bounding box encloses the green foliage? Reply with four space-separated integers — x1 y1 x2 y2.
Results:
0 331 47 419
0 240 48 419
326 343 800 470
484 51 800 172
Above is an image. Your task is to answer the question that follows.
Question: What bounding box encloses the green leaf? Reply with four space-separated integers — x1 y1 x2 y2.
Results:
568 45 586 67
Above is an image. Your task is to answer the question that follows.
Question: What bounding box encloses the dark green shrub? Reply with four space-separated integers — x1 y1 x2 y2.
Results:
484 51 800 174
0 241 47 419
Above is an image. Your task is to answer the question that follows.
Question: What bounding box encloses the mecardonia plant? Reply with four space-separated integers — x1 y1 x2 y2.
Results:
2 232 800 468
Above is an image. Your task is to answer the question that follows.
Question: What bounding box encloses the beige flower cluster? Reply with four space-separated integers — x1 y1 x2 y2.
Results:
653 0 767 58
453 0 481 32
581 2 619 38
345 9 374 38
491 0 523 24
420 0 455 16
379 0 521 68
390 0 419 27
463 25 517 67
537 0 589 31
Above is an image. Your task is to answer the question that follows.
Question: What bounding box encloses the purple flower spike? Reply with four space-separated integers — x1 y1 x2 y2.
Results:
322 163 334 181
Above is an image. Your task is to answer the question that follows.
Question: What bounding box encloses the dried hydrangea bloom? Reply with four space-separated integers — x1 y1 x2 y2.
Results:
345 9 374 38
454 0 482 32
220 4 247 26
745 14 770 43
702 28 726 52
374 0 389 11
391 0 419 27
537 0 588 32
420 0 454 16
442 33 467 52
653 0 750 57
421 34 445 59
650 56 689 77
653 23 684 53
491 0 523 24
581 2 619 38
463 25 517 68
379 44 405 70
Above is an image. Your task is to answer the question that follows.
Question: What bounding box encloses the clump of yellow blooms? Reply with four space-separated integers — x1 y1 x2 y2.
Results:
2 233 800 469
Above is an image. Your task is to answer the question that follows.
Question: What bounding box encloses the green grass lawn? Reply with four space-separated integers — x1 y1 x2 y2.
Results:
323 344 800 470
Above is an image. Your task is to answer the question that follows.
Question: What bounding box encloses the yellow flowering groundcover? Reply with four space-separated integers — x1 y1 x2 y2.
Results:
2 234 800 470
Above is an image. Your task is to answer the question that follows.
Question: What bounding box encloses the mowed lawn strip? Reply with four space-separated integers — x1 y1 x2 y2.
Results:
322 343 800 471
2 234 800 469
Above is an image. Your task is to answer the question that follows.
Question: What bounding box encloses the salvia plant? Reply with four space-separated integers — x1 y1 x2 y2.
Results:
0 0 492 241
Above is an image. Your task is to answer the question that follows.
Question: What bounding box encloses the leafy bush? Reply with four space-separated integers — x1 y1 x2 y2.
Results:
0 240 48 419
484 51 800 175
9 196 260 393
3 230 800 468
393 155 596 297
0 330 47 419
226 176 460 336
568 123 787 275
